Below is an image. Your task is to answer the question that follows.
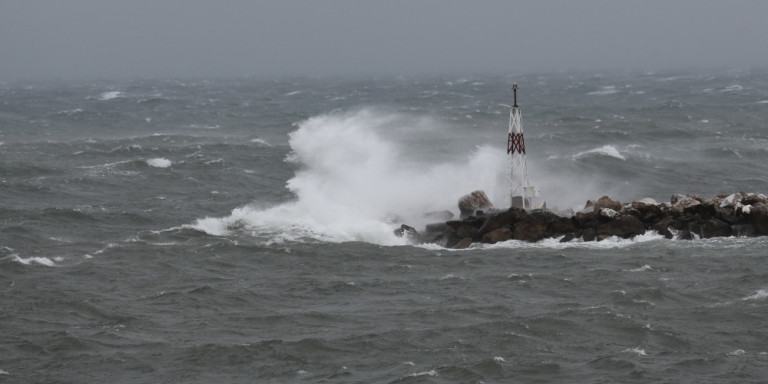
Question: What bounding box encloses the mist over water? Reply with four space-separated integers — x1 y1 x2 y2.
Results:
2 71 768 382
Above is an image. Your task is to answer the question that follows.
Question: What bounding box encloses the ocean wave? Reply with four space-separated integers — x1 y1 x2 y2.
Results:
587 86 619 96
721 84 743 93
10 255 59 267
97 91 124 101
146 158 172 168
741 289 768 301
572 145 626 161
187 109 511 245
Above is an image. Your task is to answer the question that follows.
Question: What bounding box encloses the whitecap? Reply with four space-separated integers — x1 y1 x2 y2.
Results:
0 369 8 375
493 356 506 362
284 90 303 96
742 289 768 301
146 158 172 168
727 349 746 356
98 91 124 101
587 86 618 95
757 100 768 104
573 145 626 161
250 138 272 146
187 109 512 246
627 264 653 272
408 370 437 377
721 84 743 93
622 347 648 356
12 255 56 267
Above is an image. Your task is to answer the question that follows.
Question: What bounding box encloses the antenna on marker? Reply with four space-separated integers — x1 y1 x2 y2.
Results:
506 82 540 210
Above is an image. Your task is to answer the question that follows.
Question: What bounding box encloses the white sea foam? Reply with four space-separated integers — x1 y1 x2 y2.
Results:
727 349 746 356
721 84 743 93
250 138 272 146
98 91 124 101
419 231 666 251
573 145 626 161
190 109 510 245
407 370 438 377
757 100 768 104
587 86 618 95
284 90 303 96
0 369 8 375
627 264 653 272
12 255 56 267
742 289 768 301
146 158 172 168
622 347 648 356
493 356 506 362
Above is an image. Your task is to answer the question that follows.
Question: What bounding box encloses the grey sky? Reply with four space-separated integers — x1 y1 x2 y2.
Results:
2 0 767 80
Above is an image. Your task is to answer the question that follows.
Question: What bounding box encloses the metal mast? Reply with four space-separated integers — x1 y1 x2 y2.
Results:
507 83 534 209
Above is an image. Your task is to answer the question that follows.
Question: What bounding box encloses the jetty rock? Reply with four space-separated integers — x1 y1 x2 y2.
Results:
396 191 768 248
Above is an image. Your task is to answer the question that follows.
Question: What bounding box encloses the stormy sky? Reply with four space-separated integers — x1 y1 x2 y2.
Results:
2 0 767 80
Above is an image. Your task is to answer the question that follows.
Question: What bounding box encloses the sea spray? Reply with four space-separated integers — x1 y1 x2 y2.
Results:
192 109 512 244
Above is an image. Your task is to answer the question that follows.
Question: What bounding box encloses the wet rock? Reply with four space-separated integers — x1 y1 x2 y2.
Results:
691 218 732 238
478 207 527 235
677 229 694 240
452 237 473 249
593 196 622 213
671 195 701 214
751 203 768 235
574 210 599 228
482 227 513 244
653 216 675 239
599 208 620 219
458 190 494 219
596 215 645 239
560 233 576 243
511 210 560 242
582 228 597 241
732 224 755 236
394 224 419 240
742 193 768 206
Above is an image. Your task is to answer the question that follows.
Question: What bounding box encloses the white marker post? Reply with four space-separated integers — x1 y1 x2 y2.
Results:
507 83 538 209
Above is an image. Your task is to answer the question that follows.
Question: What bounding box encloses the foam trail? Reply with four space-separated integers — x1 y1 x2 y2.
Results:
191 109 509 245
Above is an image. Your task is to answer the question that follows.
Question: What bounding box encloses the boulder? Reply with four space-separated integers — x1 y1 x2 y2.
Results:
652 216 675 239
671 195 701 214
629 198 665 223
458 190 494 218
452 237 473 249
751 203 768 235
574 210 599 228
599 208 620 219
691 218 732 238
581 228 597 241
478 207 527 235
559 233 576 243
445 217 484 245
732 224 755 237
512 210 560 242
596 215 646 239
593 196 622 213
742 193 768 206
482 227 513 244
393 224 419 241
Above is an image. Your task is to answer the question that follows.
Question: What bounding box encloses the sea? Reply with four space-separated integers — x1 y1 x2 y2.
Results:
1 70 768 383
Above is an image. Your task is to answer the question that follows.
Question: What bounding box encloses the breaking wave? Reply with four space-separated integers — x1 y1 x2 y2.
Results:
191 109 510 245
573 145 626 161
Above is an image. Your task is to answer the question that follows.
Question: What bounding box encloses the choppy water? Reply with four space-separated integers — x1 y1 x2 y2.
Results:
2 70 768 383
